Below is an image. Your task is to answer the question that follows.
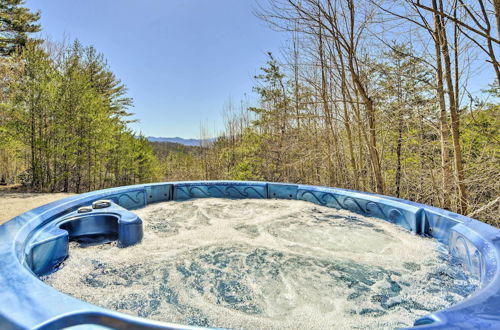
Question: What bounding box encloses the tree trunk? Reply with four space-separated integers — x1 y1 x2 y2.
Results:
432 0 452 210
437 0 467 214
395 124 403 198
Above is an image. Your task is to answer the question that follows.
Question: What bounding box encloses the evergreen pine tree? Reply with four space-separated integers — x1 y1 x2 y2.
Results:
0 0 40 56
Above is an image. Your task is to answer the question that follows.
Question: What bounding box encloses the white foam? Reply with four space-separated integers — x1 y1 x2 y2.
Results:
43 199 477 329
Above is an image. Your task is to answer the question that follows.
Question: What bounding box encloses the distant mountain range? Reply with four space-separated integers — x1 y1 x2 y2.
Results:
147 136 215 146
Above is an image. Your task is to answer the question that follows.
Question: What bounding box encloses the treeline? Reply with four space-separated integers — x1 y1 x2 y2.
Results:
0 1 159 192
168 0 498 226
150 141 204 181
0 40 160 192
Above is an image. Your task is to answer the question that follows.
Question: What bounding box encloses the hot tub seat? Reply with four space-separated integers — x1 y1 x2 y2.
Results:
25 201 143 276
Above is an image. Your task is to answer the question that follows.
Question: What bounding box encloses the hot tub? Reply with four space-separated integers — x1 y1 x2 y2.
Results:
0 181 499 329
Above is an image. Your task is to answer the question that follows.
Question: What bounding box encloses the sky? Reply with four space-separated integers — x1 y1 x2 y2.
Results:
25 0 285 138
24 1 496 139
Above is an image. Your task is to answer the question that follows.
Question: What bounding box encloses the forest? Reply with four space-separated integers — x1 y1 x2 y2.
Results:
0 0 498 226
0 1 160 193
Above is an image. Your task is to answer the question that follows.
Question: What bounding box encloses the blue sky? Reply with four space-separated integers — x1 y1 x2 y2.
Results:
26 0 285 138
24 1 496 139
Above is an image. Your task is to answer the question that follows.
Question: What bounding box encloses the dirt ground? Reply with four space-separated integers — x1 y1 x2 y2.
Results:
0 189 74 224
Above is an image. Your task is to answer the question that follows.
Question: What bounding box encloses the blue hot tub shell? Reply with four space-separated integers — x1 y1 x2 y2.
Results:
26 200 143 276
0 181 499 329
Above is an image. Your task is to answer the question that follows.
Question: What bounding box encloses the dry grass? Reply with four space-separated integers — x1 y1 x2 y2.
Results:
0 190 74 224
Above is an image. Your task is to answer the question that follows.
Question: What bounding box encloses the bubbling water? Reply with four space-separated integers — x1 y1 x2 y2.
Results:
42 199 478 329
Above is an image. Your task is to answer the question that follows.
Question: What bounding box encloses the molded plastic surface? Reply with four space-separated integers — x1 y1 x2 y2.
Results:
25 201 143 275
0 181 499 329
